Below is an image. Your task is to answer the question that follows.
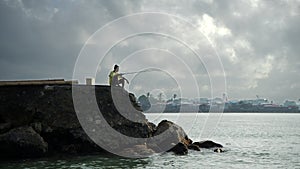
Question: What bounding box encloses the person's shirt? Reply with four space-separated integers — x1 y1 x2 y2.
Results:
109 71 120 85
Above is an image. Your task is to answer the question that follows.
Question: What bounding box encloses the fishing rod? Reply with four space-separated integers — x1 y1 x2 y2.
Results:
121 68 160 75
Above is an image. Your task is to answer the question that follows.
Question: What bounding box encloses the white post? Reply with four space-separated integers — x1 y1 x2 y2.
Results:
86 78 95 85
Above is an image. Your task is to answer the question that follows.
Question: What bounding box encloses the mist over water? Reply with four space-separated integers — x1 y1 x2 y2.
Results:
1 113 299 169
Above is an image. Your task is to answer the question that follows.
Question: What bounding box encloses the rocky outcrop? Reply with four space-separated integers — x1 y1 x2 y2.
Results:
0 85 149 159
0 84 224 159
192 140 223 149
188 144 201 151
168 142 188 155
0 126 48 158
150 120 192 155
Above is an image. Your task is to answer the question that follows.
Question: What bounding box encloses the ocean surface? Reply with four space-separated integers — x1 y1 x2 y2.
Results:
1 113 299 169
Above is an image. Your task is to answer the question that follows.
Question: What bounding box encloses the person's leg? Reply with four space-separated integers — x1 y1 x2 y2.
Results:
119 78 125 88
112 76 118 86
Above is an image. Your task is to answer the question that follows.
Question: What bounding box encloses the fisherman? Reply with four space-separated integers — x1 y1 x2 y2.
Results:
109 64 129 88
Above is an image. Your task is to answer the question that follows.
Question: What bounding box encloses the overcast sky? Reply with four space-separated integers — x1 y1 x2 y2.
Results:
0 0 299 103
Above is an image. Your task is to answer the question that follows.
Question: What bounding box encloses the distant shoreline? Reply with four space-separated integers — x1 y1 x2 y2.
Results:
145 112 300 114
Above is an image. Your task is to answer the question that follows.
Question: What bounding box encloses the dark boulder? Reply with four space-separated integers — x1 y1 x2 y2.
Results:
188 144 201 151
0 126 48 158
183 135 193 145
40 125 105 155
154 120 191 143
151 120 192 154
193 140 223 149
30 122 42 134
167 142 188 155
0 122 11 134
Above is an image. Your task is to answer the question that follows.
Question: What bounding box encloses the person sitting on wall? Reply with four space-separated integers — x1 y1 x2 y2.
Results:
108 64 129 88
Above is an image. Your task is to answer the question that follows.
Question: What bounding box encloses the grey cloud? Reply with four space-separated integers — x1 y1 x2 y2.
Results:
0 0 299 103
0 0 111 80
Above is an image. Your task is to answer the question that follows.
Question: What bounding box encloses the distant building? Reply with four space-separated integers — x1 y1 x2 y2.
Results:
195 98 209 105
242 98 268 105
283 100 297 107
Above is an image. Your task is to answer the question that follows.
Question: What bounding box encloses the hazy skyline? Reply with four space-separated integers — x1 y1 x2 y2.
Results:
0 0 299 103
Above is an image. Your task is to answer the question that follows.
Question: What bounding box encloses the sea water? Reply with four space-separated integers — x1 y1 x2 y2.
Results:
1 113 299 169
